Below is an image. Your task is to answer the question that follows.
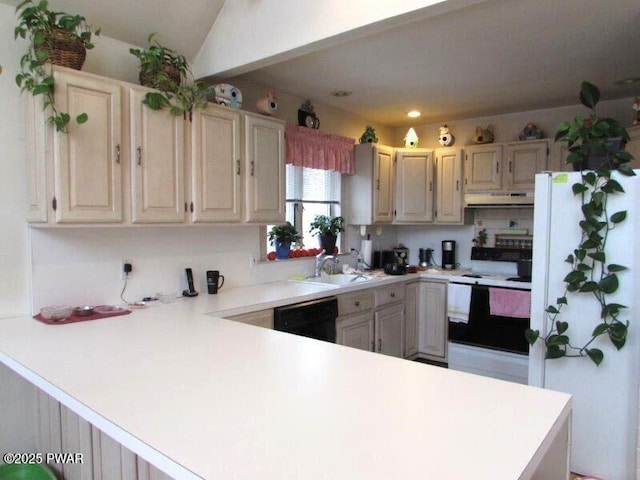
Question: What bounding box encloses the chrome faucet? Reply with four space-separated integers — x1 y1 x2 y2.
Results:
315 252 339 277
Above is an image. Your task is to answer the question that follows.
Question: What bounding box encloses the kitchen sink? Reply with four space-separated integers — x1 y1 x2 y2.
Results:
294 273 376 286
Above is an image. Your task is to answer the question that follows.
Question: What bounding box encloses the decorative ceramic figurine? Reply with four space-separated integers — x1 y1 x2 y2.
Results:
256 91 278 115
404 127 419 148
472 125 494 144
633 97 640 126
438 124 454 146
359 125 378 144
210 84 242 108
518 122 544 140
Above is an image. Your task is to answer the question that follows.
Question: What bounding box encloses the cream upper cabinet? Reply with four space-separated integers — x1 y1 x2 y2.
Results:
418 280 447 361
52 68 123 223
190 104 242 223
394 148 434 223
435 147 464 224
130 87 185 223
351 144 394 224
549 140 573 172
25 95 48 223
504 140 548 190
464 144 503 192
243 113 285 223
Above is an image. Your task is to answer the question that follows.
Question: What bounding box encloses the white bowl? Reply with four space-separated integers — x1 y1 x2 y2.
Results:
40 305 73 321
156 292 177 304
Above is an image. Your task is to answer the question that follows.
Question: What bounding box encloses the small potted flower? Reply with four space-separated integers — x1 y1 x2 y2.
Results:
309 215 345 254
268 222 301 259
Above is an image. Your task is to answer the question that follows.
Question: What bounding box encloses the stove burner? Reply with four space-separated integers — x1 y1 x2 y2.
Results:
506 276 531 282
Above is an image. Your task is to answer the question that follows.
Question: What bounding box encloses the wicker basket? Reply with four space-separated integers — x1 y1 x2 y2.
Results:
42 28 86 70
139 63 181 93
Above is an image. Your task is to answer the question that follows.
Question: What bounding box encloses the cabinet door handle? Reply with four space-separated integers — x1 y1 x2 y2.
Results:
429 181 432 192
136 147 142 166
377 338 382 352
456 179 460 191
496 161 499 174
250 161 255 176
390 292 395 298
371 341 375 352
376 179 380 190
354 301 360 307
115 144 121 164
509 161 512 173
236 159 241 175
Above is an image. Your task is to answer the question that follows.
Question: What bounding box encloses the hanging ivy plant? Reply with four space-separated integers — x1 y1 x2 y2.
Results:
525 81 635 365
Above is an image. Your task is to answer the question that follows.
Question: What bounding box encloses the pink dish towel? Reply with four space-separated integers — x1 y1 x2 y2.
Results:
489 288 531 319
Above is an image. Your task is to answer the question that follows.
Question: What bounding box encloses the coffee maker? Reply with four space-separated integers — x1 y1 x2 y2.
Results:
442 240 456 270
418 248 433 268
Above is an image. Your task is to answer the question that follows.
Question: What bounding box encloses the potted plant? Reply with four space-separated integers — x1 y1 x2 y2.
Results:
556 81 632 173
268 222 301 259
526 81 635 365
130 33 212 117
309 215 345 254
14 0 101 132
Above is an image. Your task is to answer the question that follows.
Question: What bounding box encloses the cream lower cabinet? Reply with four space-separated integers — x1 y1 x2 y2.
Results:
130 87 185 223
337 286 407 358
394 148 433 223
37 389 171 480
404 281 419 358
243 113 285 223
417 280 447 362
50 67 124 223
190 104 242 223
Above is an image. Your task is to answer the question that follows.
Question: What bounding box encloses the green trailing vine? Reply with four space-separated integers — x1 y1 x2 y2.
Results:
525 81 635 365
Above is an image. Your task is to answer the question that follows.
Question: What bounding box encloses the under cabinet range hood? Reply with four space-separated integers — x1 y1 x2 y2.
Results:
464 192 534 208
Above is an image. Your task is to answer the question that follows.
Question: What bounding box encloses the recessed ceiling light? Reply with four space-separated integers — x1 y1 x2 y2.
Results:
330 90 353 97
407 110 421 118
614 77 640 86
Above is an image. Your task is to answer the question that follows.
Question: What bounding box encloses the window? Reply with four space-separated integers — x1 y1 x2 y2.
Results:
266 164 341 254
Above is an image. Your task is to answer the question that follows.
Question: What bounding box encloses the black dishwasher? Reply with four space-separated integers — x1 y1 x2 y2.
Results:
274 297 338 343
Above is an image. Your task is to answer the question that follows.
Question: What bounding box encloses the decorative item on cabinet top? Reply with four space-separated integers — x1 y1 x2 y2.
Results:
257 90 279 116
519 122 544 141
438 124 455 146
404 127 419 148
472 125 494 144
359 125 378 144
633 97 640 126
297 100 319 129
209 84 242 108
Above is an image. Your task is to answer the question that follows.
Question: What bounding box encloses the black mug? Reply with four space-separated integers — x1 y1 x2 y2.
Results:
206 270 225 294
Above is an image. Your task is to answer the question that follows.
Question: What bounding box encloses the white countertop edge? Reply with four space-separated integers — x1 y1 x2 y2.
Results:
519 399 573 479
0 350 199 480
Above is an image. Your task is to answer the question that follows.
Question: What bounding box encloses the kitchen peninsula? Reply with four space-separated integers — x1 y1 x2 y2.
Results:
0 281 570 479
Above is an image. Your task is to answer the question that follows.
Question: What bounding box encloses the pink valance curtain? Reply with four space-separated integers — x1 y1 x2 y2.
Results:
285 124 355 175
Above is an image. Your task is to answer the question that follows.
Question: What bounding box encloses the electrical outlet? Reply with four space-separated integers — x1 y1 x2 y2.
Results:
121 259 133 279
249 252 258 269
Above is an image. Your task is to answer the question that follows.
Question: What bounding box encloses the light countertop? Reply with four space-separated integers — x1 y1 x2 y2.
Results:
0 294 570 479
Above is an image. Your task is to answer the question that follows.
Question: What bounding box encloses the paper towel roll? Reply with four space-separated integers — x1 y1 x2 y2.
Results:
361 239 373 269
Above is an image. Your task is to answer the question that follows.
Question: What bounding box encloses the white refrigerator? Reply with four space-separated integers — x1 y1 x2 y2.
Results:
530 171 640 479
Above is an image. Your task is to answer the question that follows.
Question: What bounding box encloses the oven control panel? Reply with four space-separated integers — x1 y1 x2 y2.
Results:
471 247 531 262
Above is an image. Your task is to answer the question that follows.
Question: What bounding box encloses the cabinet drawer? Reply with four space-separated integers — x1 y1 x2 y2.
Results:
337 291 374 317
374 283 405 308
